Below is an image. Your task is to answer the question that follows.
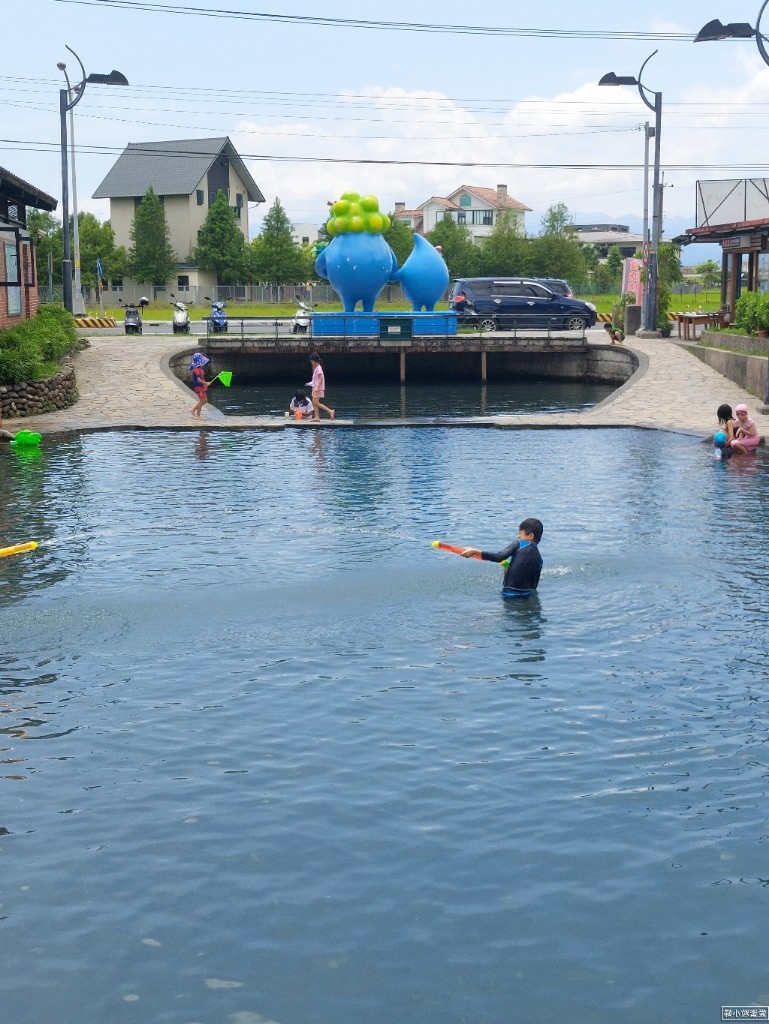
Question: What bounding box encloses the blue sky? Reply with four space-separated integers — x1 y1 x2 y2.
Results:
4 0 768 261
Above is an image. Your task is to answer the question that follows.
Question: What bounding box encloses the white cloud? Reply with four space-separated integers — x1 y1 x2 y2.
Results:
231 63 769 238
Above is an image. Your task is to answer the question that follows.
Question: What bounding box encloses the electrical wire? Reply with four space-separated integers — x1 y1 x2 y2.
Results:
0 136 765 172
51 1 696 41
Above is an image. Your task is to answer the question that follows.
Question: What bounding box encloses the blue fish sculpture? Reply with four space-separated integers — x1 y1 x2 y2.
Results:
315 232 398 313
394 234 450 312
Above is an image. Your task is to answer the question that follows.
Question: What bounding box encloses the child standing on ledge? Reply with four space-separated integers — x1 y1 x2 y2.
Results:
306 352 335 421
189 352 210 419
461 518 544 599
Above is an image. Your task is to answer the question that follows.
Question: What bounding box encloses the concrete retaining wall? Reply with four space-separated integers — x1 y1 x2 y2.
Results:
688 332 767 402
170 341 637 386
0 358 77 419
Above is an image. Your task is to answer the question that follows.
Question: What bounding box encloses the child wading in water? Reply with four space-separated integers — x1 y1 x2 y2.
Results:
306 352 335 421
189 352 211 418
461 517 544 599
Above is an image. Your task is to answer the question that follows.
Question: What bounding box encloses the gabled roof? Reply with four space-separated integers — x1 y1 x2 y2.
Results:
0 167 57 211
93 137 265 203
420 196 460 211
449 185 531 212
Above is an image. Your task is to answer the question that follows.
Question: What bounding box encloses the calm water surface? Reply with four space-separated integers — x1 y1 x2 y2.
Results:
211 379 616 418
1 427 768 1024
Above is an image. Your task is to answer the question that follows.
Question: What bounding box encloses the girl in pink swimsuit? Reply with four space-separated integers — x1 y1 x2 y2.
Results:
306 353 335 421
730 403 761 454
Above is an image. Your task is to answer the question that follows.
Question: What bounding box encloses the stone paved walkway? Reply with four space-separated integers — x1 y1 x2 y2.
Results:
3 332 768 438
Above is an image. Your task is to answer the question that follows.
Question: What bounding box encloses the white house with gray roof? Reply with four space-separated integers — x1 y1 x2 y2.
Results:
93 136 264 300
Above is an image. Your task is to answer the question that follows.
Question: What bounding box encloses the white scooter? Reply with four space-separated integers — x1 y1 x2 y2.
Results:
170 295 191 334
291 300 313 334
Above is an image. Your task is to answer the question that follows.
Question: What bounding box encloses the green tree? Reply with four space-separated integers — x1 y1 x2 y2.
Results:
604 245 624 287
477 211 529 276
656 241 683 329
383 214 414 269
425 214 479 279
539 202 576 237
77 213 117 290
249 197 311 285
695 258 720 288
195 189 247 284
27 209 63 286
105 244 130 283
129 187 177 285
528 234 587 283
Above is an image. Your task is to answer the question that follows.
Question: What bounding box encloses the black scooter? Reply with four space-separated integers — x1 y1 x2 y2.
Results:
121 297 149 335
122 302 142 335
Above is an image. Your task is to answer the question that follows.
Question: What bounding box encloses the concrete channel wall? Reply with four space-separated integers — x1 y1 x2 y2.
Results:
195 335 637 386
687 331 768 403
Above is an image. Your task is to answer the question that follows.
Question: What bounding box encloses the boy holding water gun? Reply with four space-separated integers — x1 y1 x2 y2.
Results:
461 517 544 599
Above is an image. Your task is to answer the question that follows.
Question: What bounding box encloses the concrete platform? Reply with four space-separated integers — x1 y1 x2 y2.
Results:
3 332 767 439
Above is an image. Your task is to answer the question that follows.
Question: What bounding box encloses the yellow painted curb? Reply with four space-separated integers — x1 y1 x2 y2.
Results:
74 316 117 328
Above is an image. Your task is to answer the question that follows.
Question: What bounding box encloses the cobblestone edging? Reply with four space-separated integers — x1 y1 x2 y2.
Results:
0 359 78 420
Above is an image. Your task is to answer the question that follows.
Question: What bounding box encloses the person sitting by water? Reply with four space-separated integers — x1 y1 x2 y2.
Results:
603 323 624 345
461 517 544 599
712 431 732 461
731 403 762 454
289 390 314 419
716 403 739 444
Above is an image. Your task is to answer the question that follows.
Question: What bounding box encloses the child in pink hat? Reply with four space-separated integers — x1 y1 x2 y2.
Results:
730 403 762 454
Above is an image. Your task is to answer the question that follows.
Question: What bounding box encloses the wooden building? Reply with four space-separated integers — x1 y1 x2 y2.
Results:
683 179 769 319
0 167 57 331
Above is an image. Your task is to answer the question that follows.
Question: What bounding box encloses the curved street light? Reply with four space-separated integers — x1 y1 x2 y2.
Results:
696 4 769 404
599 51 662 335
58 46 128 314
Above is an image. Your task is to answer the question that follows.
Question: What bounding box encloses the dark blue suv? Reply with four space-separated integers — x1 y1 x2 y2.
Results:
449 278 597 332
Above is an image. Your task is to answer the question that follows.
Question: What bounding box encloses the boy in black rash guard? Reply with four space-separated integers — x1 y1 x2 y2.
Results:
461 518 544 599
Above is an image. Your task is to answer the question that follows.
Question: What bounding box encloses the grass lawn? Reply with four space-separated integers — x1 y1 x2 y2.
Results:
89 293 723 321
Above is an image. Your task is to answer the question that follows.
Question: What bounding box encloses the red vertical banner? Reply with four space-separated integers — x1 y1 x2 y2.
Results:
622 258 644 306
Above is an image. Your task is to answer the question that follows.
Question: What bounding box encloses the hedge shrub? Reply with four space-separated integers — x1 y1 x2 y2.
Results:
0 305 79 383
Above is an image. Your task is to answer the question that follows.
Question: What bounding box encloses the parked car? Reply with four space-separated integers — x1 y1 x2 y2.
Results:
449 278 597 332
532 277 573 298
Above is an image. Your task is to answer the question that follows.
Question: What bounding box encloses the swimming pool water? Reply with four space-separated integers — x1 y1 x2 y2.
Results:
211 378 616 419
1 427 768 1024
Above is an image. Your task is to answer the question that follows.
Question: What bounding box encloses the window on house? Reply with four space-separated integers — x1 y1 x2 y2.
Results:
111 278 123 291
5 242 21 315
459 194 471 207
177 275 190 292
196 190 204 205
456 211 466 224
469 210 494 226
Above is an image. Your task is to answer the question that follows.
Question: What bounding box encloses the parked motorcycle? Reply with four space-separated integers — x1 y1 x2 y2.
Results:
170 296 191 334
290 300 313 334
121 300 143 335
205 297 228 334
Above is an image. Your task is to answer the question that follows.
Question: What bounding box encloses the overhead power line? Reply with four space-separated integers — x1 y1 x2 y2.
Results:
1 137 766 173
52 1 695 40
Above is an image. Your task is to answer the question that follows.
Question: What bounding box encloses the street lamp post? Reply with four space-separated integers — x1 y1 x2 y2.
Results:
58 47 128 314
695 3 769 405
599 52 663 335
58 57 85 315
